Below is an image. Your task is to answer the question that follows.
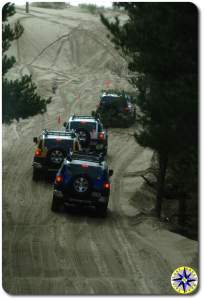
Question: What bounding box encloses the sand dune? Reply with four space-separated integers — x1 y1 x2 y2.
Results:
3 5 198 294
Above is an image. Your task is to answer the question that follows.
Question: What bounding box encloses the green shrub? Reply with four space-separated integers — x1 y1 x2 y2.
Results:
78 3 105 14
31 2 67 9
2 3 51 124
3 76 51 123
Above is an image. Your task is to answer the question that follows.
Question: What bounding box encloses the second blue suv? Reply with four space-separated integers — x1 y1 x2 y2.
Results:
51 152 113 216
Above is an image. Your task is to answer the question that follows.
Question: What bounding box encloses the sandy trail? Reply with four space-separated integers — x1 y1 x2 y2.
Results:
3 6 198 294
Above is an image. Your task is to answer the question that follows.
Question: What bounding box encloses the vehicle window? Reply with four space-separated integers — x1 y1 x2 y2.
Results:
101 96 120 104
70 121 96 132
68 164 102 178
101 96 126 107
44 139 73 148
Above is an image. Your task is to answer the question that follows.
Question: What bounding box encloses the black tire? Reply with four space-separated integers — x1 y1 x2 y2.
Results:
71 174 91 196
32 168 40 181
48 148 66 166
51 195 63 213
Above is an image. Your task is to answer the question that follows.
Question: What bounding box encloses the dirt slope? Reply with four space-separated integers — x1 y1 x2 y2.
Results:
2 6 198 294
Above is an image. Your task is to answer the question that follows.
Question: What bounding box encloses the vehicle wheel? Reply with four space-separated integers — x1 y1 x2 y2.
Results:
72 175 91 196
51 195 63 213
76 129 90 147
48 148 65 166
32 168 40 181
97 203 108 217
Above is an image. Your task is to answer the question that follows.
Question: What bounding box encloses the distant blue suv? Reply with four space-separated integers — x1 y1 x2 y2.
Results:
51 153 113 216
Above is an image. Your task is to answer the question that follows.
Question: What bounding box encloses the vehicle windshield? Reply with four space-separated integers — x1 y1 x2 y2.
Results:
70 121 96 132
67 164 103 178
101 96 120 103
100 96 127 107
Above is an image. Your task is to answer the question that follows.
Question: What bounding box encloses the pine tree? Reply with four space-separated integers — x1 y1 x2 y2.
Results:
2 3 23 75
101 3 198 218
2 3 51 123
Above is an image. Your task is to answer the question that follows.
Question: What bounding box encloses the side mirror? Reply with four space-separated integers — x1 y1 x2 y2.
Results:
33 137 38 144
109 169 114 177
63 122 67 128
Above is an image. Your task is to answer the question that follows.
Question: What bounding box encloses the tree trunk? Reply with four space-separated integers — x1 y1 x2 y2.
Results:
155 153 168 218
26 2 29 13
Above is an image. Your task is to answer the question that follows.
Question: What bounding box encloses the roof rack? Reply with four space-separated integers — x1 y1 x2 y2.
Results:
42 129 75 137
71 115 94 119
101 92 120 98
70 152 104 164
71 114 100 122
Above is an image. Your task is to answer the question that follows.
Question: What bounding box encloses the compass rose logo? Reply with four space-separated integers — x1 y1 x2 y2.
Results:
171 266 198 294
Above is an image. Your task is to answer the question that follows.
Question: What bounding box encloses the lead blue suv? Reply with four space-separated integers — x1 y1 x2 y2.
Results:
51 152 113 216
